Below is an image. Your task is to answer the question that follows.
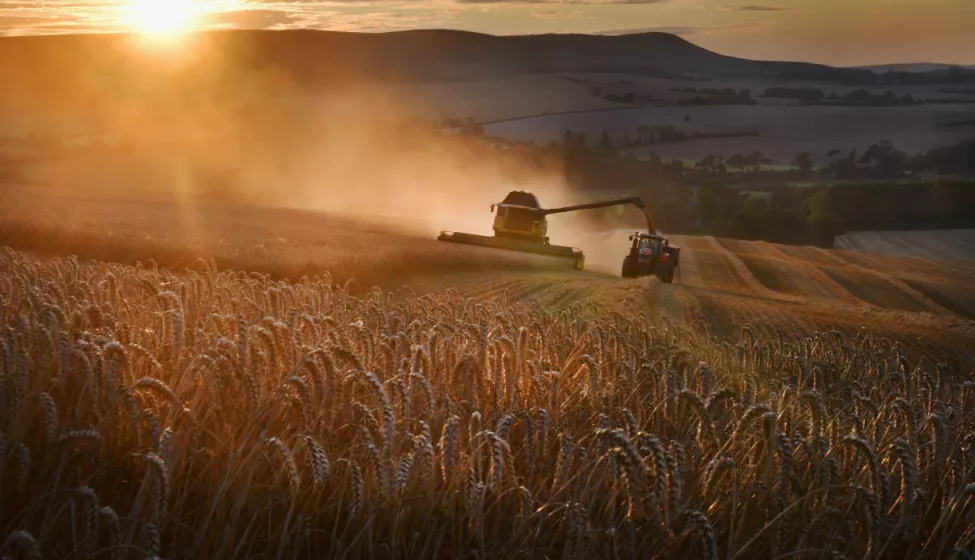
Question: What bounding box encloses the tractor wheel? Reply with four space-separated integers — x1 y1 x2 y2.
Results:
621 257 634 278
665 264 674 284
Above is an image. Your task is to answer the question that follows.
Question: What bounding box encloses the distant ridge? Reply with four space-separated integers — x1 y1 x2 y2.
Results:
1 29 971 107
0 29 860 81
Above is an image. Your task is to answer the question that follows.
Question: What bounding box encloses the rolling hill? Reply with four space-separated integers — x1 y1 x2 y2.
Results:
0 29 880 107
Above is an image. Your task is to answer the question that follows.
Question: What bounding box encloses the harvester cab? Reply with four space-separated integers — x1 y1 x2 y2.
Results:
489 191 551 243
438 190 653 271
621 232 680 283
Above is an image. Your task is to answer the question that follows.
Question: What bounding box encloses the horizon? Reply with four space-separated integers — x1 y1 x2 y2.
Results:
1 1 973 68
0 27 973 71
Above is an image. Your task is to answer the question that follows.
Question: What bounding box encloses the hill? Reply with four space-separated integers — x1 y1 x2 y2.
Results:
0 29 879 107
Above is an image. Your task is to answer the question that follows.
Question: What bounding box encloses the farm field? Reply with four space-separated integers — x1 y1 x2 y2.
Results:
485 103 975 162
6 73 974 168
5 24 975 558
2 185 974 365
2 184 975 559
565 73 975 106
835 229 975 263
0 74 631 143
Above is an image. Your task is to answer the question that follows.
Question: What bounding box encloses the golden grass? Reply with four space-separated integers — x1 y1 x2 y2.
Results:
0 187 578 290
2 245 975 559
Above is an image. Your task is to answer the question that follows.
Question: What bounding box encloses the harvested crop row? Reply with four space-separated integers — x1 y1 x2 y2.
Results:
715 238 825 303
705 236 800 302
2 245 974 559
820 248 954 316
673 236 756 295
777 246 921 311
755 241 862 306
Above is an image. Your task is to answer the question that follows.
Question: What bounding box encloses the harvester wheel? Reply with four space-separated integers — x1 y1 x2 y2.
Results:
575 256 586 271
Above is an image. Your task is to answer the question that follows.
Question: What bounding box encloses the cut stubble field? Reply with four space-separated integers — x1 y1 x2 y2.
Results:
485 102 975 162
835 229 975 263
2 185 975 559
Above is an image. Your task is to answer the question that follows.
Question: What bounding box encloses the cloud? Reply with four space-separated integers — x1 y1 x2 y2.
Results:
0 0 132 35
199 9 298 30
456 0 669 4
725 4 786 11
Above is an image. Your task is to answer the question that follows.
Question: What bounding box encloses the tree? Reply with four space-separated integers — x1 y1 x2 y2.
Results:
656 198 690 232
727 154 746 172
860 141 907 178
793 152 814 175
833 150 860 179
804 190 828 217
744 151 765 172
807 212 846 247
697 188 717 225
698 154 722 173
743 193 771 216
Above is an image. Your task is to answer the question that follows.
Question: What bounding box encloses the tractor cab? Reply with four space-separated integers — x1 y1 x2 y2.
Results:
630 233 668 256
634 234 664 255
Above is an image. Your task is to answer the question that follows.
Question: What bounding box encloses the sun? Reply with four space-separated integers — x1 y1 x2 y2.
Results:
125 0 199 38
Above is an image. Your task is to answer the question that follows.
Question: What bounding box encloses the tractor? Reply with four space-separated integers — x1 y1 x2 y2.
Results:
621 232 680 283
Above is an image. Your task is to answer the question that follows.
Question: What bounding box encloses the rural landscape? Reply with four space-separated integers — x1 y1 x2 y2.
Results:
1 4 975 559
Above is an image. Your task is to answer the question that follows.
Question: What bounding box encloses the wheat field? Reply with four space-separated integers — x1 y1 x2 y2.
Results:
1 245 974 559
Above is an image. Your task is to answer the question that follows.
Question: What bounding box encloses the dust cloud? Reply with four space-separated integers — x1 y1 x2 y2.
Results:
5 56 651 277
251 96 651 277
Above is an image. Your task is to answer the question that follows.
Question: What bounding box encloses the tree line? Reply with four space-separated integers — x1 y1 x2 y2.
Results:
552 137 975 247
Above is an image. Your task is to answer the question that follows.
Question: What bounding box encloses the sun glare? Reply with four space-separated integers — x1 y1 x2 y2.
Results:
125 0 199 38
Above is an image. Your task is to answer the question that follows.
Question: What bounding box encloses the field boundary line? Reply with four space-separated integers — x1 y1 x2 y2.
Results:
478 104 644 126
705 236 801 303
814 248 954 316
758 242 863 306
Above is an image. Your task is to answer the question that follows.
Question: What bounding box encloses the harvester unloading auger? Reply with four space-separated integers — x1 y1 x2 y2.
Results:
437 190 656 270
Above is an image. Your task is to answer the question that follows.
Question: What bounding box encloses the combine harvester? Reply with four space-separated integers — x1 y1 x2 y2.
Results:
437 190 654 270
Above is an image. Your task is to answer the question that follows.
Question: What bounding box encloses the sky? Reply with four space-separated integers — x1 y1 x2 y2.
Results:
0 0 973 67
